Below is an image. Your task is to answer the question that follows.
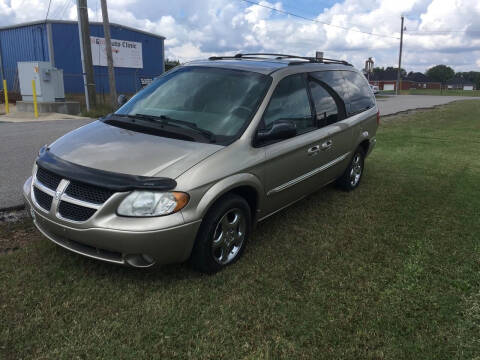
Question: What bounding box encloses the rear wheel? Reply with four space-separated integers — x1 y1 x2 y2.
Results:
190 194 251 273
336 147 365 191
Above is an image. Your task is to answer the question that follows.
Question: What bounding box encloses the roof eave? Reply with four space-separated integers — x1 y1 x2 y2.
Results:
0 19 166 40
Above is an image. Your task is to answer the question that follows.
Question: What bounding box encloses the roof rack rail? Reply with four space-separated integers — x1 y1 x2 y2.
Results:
208 53 352 66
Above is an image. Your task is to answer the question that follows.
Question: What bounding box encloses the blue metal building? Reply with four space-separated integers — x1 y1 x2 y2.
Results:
0 20 165 94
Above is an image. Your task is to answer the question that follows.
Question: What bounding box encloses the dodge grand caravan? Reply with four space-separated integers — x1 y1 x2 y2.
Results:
23 53 379 273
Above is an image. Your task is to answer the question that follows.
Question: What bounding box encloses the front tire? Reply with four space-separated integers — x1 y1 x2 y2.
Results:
190 194 251 274
336 147 365 191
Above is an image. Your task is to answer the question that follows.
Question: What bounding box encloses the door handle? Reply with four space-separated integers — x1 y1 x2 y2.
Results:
321 140 333 150
307 145 320 155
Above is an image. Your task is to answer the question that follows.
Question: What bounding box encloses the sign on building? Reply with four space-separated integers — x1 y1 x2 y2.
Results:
90 36 143 69
139 77 153 87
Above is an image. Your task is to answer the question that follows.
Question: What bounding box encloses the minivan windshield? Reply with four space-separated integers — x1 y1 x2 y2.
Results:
115 66 271 144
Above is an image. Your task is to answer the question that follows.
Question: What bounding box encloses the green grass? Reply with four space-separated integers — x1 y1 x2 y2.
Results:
1 101 480 359
399 89 480 97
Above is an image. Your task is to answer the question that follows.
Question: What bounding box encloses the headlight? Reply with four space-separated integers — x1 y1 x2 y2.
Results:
117 191 189 217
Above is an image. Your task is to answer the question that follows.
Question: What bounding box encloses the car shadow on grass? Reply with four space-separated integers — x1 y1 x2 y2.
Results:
57 183 348 278
25 182 341 282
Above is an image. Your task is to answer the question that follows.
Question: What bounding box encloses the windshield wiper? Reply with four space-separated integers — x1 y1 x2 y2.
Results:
131 113 216 143
102 114 195 142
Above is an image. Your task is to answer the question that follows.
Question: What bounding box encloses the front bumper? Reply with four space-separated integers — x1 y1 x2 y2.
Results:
24 176 201 267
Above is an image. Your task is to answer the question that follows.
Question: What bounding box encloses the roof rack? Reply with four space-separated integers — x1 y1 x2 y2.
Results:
208 53 352 66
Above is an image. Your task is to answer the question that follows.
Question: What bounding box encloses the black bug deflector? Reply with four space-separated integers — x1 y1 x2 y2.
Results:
36 146 177 192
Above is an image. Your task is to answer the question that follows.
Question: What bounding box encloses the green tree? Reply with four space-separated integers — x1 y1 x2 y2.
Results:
164 58 181 71
385 66 407 77
372 67 406 78
426 65 455 84
455 71 480 89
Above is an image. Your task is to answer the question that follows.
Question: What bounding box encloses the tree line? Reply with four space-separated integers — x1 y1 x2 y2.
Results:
372 65 480 87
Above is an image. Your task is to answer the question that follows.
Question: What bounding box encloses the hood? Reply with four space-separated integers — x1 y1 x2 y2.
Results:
48 120 223 179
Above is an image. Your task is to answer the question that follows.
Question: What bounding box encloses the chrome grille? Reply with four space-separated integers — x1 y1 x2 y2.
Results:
33 187 53 211
33 166 115 223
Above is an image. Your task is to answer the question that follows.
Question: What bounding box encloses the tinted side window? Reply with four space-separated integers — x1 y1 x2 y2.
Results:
311 71 348 99
342 72 375 115
263 74 314 134
308 80 339 127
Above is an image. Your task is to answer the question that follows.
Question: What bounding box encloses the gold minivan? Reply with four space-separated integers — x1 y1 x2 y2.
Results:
23 53 379 273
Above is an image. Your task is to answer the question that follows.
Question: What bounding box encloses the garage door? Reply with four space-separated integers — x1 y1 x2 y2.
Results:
464 85 474 91
384 84 395 91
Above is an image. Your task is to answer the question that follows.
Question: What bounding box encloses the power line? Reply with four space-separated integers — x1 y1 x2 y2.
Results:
406 28 480 33
406 30 480 35
45 0 53 21
409 31 471 33
63 0 77 19
238 0 400 40
53 0 72 19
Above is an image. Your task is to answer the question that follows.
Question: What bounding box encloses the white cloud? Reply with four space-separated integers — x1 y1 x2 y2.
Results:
0 0 479 72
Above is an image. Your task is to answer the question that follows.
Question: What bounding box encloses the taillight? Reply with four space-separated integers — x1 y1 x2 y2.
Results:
376 110 380 125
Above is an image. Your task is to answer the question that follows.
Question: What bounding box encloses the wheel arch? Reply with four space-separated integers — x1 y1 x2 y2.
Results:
189 173 264 224
358 139 370 155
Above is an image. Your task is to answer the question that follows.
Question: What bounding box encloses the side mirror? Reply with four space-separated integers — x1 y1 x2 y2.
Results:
256 119 297 144
117 94 128 106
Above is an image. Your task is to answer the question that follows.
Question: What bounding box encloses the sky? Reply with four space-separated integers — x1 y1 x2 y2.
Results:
1 0 480 73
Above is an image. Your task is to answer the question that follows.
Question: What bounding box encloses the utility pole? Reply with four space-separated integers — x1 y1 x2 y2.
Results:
100 0 117 108
77 0 96 110
396 15 404 96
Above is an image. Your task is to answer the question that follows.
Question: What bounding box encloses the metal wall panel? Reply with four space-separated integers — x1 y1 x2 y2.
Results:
51 22 164 94
0 23 49 91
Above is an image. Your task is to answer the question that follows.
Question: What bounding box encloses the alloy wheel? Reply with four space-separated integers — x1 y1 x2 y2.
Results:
350 153 363 187
211 208 246 265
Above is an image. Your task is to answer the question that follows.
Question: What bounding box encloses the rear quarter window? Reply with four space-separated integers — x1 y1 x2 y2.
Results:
311 71 348 99
342 71 375 116
311 70 375 117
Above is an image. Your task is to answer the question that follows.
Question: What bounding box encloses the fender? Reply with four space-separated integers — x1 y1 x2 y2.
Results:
181 173 265 224
354 129 376 158
353 109 378 157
